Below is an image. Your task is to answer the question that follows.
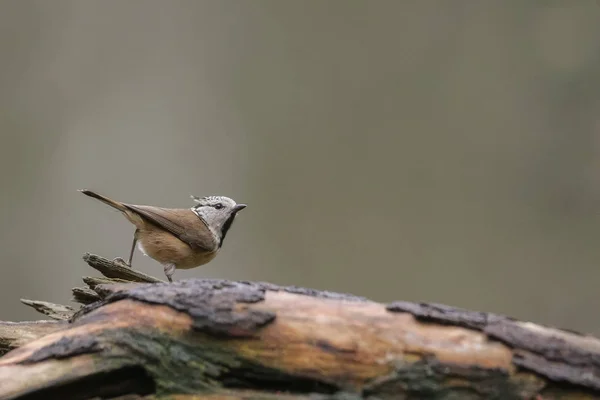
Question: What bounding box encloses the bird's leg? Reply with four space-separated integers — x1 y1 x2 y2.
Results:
127 229 139 267
163 263 176 283
112 230 139 268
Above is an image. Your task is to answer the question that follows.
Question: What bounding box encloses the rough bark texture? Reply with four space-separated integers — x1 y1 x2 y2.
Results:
18 300 75 321
0 321 65 356
0 254 599 400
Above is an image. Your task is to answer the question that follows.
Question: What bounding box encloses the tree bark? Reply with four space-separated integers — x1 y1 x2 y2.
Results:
0 254 599 400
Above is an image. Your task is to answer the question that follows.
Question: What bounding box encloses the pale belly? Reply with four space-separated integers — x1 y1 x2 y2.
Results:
137 230 218 270
177 249 218 270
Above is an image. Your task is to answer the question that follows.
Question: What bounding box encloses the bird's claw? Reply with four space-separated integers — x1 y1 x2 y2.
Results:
112 257 131 268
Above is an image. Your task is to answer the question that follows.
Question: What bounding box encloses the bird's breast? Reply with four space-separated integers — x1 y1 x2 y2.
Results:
137 228 218 269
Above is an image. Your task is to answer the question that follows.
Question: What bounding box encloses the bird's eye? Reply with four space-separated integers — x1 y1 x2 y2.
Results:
214 203 223 210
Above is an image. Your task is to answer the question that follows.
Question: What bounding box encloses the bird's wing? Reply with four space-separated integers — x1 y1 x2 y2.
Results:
123 204 217 251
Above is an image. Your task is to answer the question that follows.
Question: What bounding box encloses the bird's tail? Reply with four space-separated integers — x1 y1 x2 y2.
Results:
78 189 127 212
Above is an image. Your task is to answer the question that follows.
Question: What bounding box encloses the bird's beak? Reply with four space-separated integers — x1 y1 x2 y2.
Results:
233 204 247 213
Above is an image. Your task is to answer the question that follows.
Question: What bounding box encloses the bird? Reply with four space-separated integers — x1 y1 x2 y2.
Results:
79 189 247 282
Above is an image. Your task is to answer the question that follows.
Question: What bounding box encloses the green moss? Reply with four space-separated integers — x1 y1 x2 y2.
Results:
364 358 533 400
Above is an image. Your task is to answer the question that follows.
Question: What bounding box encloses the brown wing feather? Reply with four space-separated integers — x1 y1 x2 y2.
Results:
123 204 217 252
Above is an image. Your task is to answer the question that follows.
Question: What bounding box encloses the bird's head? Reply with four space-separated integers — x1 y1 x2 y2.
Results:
191 195 246 247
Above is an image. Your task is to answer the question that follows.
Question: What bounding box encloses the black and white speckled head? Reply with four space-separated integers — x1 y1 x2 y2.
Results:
190 195 246 247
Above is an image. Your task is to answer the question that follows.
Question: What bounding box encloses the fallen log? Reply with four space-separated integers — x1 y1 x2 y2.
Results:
0 254 599 400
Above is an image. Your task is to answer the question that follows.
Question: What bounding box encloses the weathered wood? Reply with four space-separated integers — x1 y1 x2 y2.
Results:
0 254 599 399
72 286 102 304
19 299 75 321
83 253 164 283
0 321 65 356
82 276 131 289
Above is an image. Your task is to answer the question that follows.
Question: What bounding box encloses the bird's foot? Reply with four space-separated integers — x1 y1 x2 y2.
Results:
112 257 131 268
164 263 176 283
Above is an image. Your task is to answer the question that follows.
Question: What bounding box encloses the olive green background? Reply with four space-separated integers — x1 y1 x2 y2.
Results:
1 1 600 334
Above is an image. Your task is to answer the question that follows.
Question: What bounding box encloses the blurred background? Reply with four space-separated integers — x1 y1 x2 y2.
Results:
1 1 600 334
